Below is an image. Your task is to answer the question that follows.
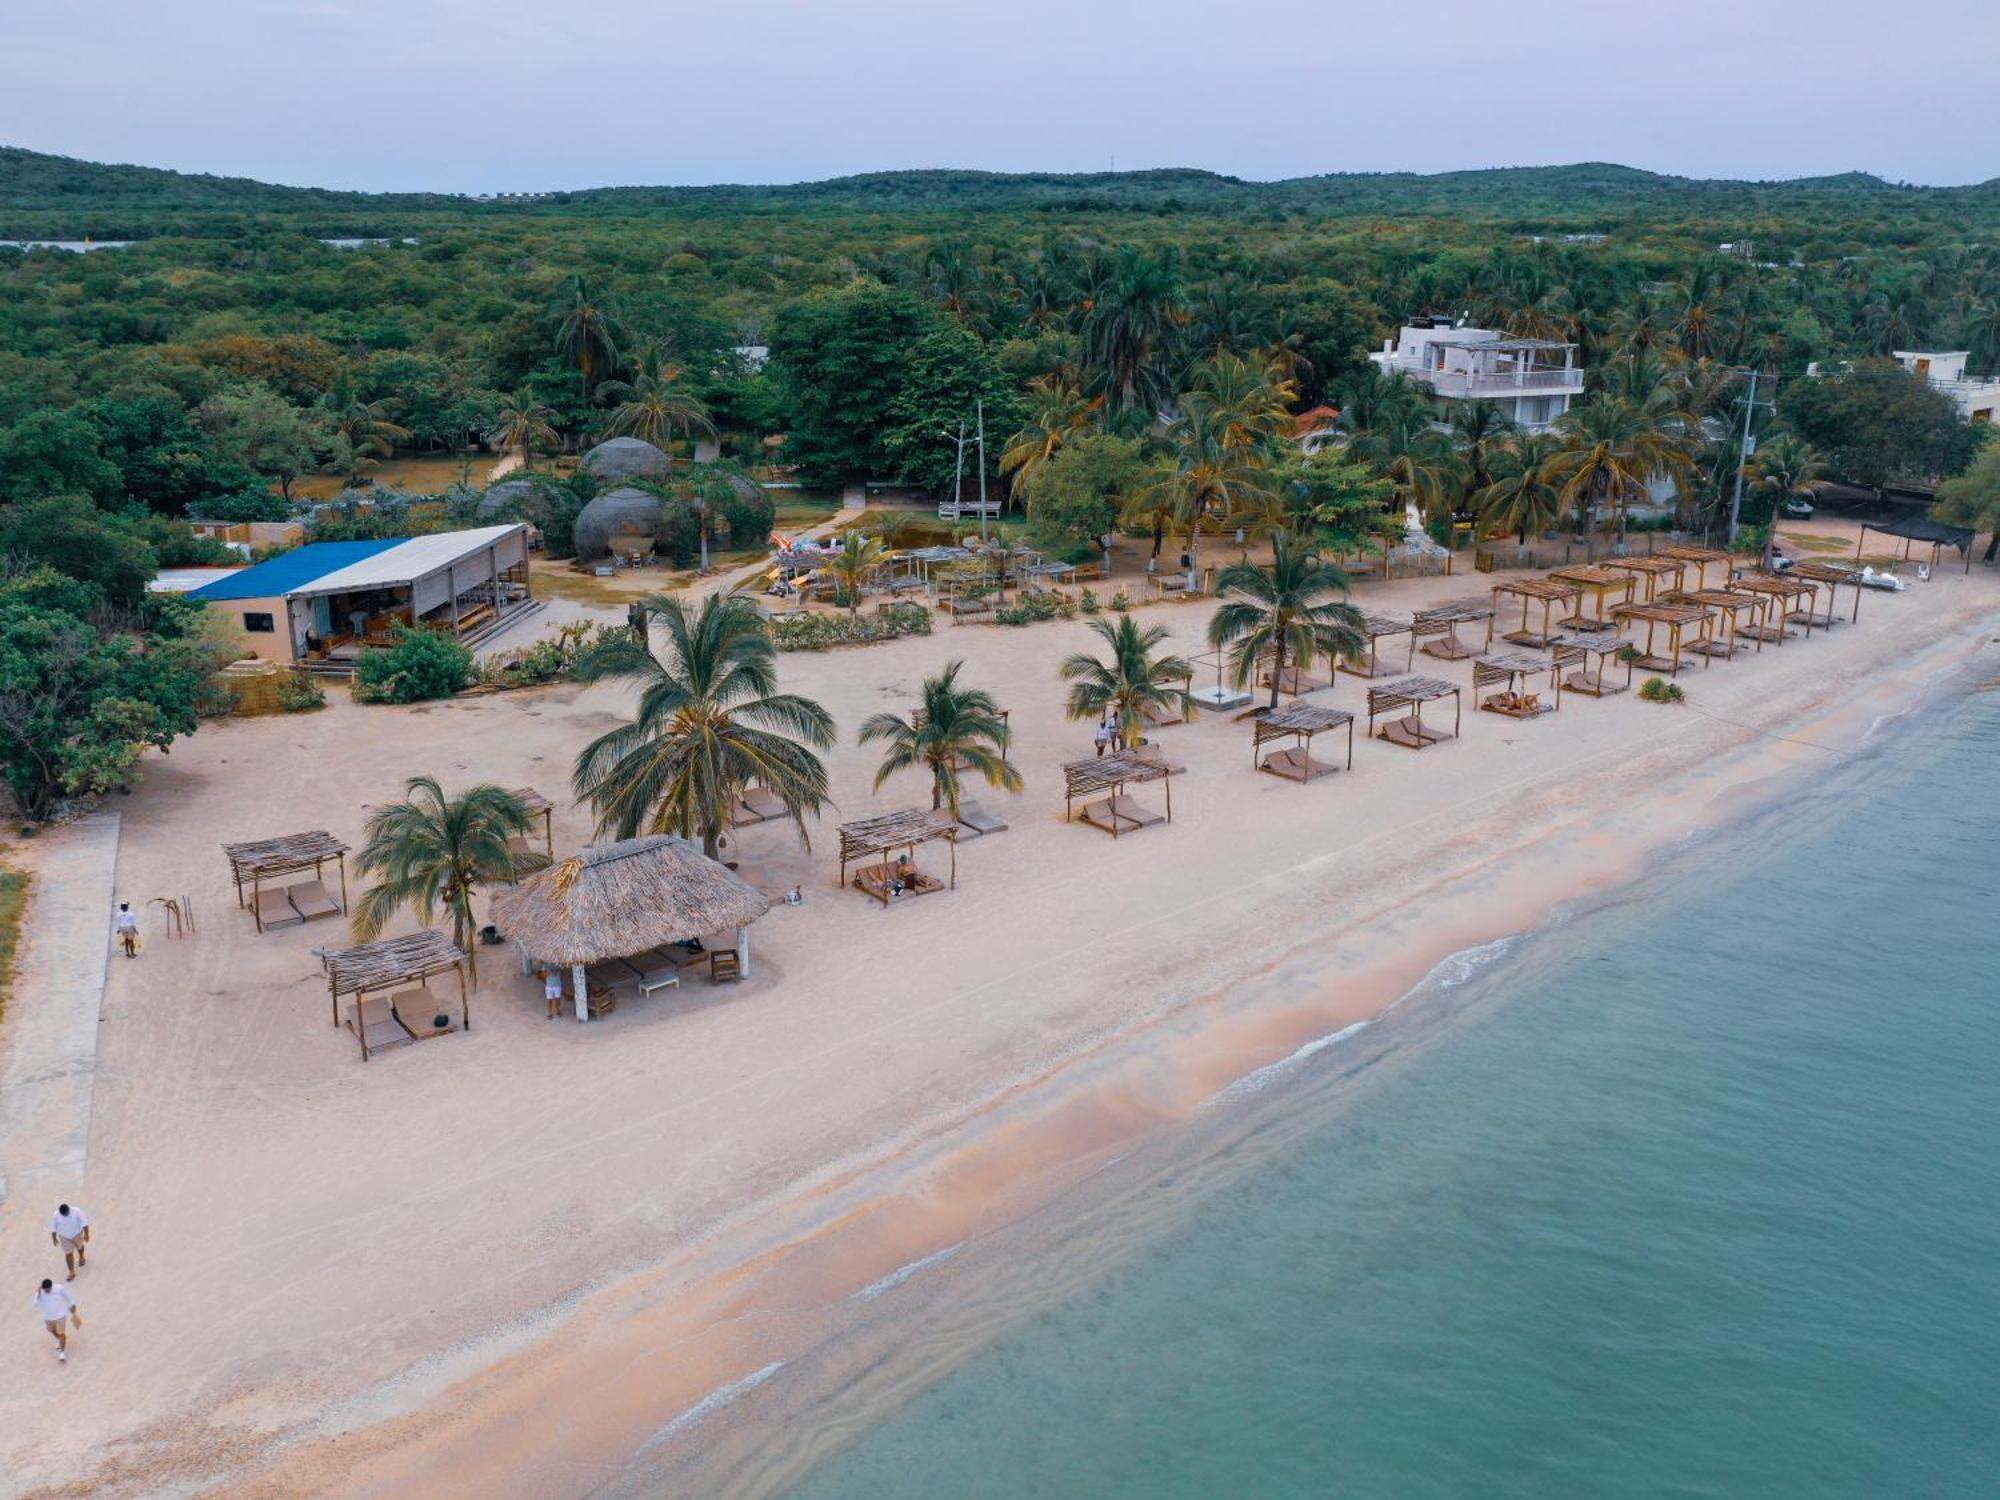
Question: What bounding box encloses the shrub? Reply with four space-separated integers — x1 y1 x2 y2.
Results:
1079 586 1101 614
353 625 474 703
995 591 1078 627
770 601 931 651
1108 587 1132 612
478 621 626 686
276 669 326 712
1637 676 1685 703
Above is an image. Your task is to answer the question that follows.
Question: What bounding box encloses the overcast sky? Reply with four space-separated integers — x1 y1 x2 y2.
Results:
3 0 1993 192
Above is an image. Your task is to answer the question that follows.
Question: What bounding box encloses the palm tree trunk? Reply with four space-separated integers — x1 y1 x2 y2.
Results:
1269 637 1285 710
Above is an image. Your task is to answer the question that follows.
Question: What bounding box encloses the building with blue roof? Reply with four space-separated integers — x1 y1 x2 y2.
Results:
191 525 536 672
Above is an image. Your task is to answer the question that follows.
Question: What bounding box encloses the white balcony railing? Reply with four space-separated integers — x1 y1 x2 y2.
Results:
1385 363 1585 398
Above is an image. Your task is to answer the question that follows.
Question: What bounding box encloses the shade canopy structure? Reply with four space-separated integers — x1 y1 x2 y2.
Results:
1256 645 1333 697
1062 749 1174 836
1410 599 1496 662
1728 575 1817 641
1547 565 1637 628
491 836 771 1018
1786 560 1867 626
510 787 555 859
1855 516 1977 576
318 930 470 1061
1338 613 1415 680
1473 650 1559 716
1660 545 1732 589
836 809 959 904
1251 703 1355 782
1600 555 1687 601
1552 633 1633 697
1662 589 1768 658
1610 601 1713 675
1366 676 1463 750
1491 578 1583 648
222 831 350 933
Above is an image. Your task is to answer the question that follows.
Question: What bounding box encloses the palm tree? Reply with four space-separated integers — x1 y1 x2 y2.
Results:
321 387 412 462
1125 410 1275 561
1207 534 1367 710
1475 432 1567 545
1450 400 1514 504
597 352 716 451
1059 616 1197 750
824 531 886 615
352 778 544 984
571 593 834 858
549 275 623 400
1743 432 1827 567
1551 397 1692 555
1079 247 1185 418
1182 350 1296 451
1347 407 1468 528
1001 375 1098 497
859 660 1022 816
486 391 559 469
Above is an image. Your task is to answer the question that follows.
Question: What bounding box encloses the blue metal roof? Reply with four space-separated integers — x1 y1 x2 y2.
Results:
188 539 407 601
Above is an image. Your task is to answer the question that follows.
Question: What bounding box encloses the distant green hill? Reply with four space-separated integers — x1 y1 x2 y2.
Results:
3 145 1996 237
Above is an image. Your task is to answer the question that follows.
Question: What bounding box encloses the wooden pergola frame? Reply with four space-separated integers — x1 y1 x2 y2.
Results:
1338 613 1415 679
1062 750 1173 835
1366 676 1463 749
222 831 350 934
1547 565 1637 629
1251 703 1355 781
1660 545 1731 590
836 809 958 903
1663 589 1769 658
509 787 554 854
1728 575 1817 642
1610 601 1713 676
1787 560 1867 626
1472 650 1560 716
1601 555 1687 601
319 930 470 1062
1552 632 1633 696
1491 578 1583 648
1410 600 1496 663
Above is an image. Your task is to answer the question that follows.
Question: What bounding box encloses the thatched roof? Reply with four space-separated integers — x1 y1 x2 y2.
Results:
574 485 665 560
489 835 769 965
1367 676 1459 713
838 809 956 865
1251 703 1354 749
579 436 670 484
223 830 349 883
320 930 467 998
477 475 565 520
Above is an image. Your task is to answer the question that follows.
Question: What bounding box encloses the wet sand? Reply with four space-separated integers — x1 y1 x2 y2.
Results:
2 529 1994 1497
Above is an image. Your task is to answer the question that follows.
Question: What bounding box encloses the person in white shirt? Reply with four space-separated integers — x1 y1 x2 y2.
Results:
543 968 566 1019
114 901 141 957
1094 719 1113 758
49 1203 90 1279
34 1279 80 1361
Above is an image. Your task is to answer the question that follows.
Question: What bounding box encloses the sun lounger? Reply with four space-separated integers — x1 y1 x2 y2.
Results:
739 785 786 821
1379 714 1452 749
1258 665 1325 696
1420 633 1477 661
1142 701 1184 729
1131 742 1186 774
956 800 1008 837
729 796 776 828
1480 692 1549 719
1564 669 1616 696
1106 793 1164 828
854 863 945 903
347 995 415 1053
618 951 683 998
391 987 456 1038
254 886 304 930
1078 798 1142 834
1261 747 1335 782
285 878 341 922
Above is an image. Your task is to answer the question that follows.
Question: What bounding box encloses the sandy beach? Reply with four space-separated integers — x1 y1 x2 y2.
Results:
2 526 1995 1499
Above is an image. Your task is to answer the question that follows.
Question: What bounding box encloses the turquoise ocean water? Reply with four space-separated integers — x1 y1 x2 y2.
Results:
783 684 2000 1499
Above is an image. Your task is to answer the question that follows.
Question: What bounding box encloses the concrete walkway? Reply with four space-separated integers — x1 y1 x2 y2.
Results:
0 813 119 1211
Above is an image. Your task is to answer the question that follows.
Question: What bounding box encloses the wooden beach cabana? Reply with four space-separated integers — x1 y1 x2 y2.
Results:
1610 601 1713 675
508 787 554 868
491 835 771 1019
1257 647 1332 697
1729 575 1816 642
1552 632 1633 696
1339 613 1415 679
1662 589 1767 657
1491 578 1582 648
1252 704 1355 782
1410 599 1496 663
1661 545 1732 590
1366 677 1462 750
222 830 350 933
1472 650 1559 718
1787 560 1868 626
837 809 958 905
1063 749 1174 836
1601 555 1687 601
319 930 469 1062
1547 565 1637 629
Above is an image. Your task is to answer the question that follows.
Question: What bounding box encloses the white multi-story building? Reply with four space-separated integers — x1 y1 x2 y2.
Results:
1369 318 1584 431
1891 351 2000 425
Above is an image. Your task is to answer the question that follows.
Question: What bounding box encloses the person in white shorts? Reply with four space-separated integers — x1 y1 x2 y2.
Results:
34 1279 80 1362
50 1203 90 1279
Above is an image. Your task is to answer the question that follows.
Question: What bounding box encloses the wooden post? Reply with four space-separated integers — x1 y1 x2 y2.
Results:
458 961 470 1033
1345 717 1353 772
572 963 588 1023
330 976 339 1027
338 854 349 915
1163 772 1173 824
735 926 750 980
252 873 263 934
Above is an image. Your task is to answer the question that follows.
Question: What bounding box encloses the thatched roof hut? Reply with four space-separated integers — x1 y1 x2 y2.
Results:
580 436 670 485
478 474 566 521
490 836 771 1017
574 485 664 560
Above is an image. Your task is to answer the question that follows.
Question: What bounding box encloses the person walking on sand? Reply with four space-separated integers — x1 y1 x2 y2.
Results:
49 1203 89 1279
114 901 139 958
1094 718 1113 758
34 1279 80 1362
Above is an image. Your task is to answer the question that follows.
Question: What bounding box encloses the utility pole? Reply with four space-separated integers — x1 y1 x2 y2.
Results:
975 399 989 543
952 421 966 517
1725 367 1759 546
